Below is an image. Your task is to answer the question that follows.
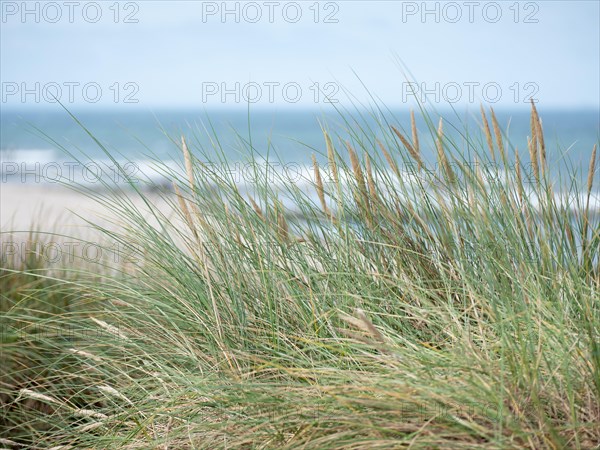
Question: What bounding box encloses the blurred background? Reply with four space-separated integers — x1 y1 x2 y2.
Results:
1 1 599 227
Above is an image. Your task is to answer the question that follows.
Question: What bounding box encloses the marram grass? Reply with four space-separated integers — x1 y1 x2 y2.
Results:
1 103 599 449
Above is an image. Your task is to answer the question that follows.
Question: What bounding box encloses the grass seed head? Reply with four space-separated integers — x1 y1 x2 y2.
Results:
410 109 420 155
391 125 423 169
480 105 496 162
490 107 506 163
312 154 332 217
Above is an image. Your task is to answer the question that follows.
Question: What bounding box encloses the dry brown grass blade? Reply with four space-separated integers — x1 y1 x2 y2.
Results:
583 144 598 254
436 118 456 183
248 196 265 221
473 156 485 189
515 147 524 205
391 125 423 170
500 190 510 211
174 194 204 263
355 308 386 344
490 107 506 163
275 199 290 243
324 130 339 186
364 152 380 207
530 100 546 176
312 154 332 218
176 166 227 365
467 182 477 215
480 105 496 162
173 183 200 243
339 308 386 346
529 107 540 184
180 134 210 233
346 140 370 214
377 139 400 178
324 130 345 221
587 144 597 199
528 136 540 184
410 110 420 155
18 388 63 406
182 135 195 192
90 317 129 340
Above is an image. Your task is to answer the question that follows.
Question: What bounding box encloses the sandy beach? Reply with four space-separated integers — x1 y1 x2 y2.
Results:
1 183 181 271
1 184 106 233
1 184 176 233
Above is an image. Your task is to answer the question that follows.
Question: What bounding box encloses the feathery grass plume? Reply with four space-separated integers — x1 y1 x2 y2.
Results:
436 118 456 183
377 139 400 178
181 135 195 192
176 181 228 369
587 144 597 200
68 348 102 362
346 140 370 214
480 105 496 162
275 199 290 243
528 135 540 184
109 298 130 308
467 182 477 214
473 156 485 189
515 147 524 205
355 308 386 344
97 385 133 405
410 109 420 155
72 409 108 420
248 196 265 221
529 107 540 184
364 152 380 207
78 422 104 433
324 129 344 217
173 182 200 243
324 130 339 186
499 190 510 212
339 309 385 346
180 134 207 233
583 144 598 262
174 181 209 267
391 125 423 170
312 153 332 218
490 107 506 163
530 100 546 176
19 388 62 406
90 317 129 340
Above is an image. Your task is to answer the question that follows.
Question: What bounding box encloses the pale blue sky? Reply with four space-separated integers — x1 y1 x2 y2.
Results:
1 1 599 109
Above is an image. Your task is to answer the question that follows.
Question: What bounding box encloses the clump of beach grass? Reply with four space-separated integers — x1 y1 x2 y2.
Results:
1 101 599 449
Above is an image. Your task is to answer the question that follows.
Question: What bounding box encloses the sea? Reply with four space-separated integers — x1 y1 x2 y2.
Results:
1 107 598 201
